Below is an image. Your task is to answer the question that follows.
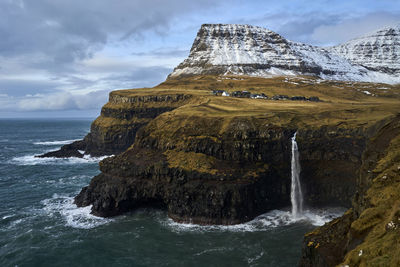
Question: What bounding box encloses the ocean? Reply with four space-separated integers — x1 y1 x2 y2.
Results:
0 119 344 266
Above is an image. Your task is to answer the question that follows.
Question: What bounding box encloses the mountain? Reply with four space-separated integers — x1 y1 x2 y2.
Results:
330 25 400 74
169 24 400 84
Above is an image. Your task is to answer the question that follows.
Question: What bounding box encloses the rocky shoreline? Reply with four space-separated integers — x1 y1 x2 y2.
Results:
39 75 400 265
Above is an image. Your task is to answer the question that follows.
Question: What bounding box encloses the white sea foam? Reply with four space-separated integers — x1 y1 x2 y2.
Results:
247 251 265 264
11 154 110 165
10 218 24 227
33 139 81 145
45 175 91 188
41 194 112 229
194 247 233 256
163 207 345 233
1 214 14 220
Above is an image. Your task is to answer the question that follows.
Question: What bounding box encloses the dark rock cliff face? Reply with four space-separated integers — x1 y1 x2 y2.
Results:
75 146 289 224
300 115 400 266
38 93 192 158
75 111 372 225
75 120 295 224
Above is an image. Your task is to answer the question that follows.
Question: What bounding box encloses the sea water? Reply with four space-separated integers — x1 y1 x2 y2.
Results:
0 119 345 266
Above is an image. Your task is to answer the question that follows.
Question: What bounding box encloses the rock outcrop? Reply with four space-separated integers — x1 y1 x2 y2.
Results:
37 140 86 158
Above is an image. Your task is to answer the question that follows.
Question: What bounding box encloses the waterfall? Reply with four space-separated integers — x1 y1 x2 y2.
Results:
291 132 303 218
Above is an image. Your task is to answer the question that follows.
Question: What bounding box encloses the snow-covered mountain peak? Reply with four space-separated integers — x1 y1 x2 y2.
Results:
330 24 400 77
169 23 400 84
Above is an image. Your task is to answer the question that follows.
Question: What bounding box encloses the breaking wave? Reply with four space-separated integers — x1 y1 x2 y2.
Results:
11 154 110 165
33 139 81 146
163 207 346 233
41 194 112 229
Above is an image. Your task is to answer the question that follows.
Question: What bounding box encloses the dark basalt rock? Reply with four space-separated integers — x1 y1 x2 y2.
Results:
38 93 192 158
75 147 290 224
82 121 145 157
300 209 356 267
36 140 85 158
299 115 400 266
74 113 371 225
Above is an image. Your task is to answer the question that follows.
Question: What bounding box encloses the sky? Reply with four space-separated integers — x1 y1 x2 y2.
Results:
0 0 399 118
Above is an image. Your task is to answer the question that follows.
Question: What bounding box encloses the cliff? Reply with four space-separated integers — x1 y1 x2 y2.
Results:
38 89 195 158
63 74 399 265
68 76 399 226
300 116 400 266
74 112 370 224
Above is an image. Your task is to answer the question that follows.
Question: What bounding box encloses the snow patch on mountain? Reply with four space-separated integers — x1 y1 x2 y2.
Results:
329 24 400 75
169 24 400 84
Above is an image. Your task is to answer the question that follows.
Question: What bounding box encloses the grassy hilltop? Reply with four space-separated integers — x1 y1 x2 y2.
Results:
106 75 400 129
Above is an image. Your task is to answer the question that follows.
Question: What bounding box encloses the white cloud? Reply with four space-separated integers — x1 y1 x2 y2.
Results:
15 90 110 111
18 92 78 111
311 12 400 45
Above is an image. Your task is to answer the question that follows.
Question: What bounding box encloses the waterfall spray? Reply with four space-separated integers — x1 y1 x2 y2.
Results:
291 132 303 218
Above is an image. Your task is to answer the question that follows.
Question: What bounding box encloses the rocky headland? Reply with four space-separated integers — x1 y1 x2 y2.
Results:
40 74 400 265
41 23 400 266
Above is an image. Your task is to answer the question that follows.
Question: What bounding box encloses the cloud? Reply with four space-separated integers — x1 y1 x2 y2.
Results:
0 65 172 112
274 13 343 44
0 0 223 117
0 0 221 66
311 12 400 45
228 6 399 45
103 66 173 88
131 47 189 58
0 79 58 97
18 92 78 111
16 90 110 111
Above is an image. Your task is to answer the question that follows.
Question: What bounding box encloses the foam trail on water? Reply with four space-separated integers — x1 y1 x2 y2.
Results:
163 208 346 233
291 132 303 218
11 154 111 165
34 139 81 145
